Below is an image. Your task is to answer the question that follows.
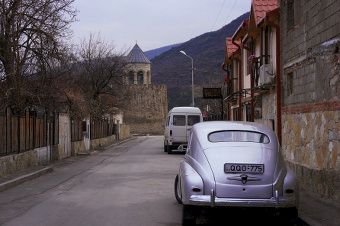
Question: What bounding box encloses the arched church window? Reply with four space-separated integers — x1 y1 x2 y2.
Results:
128 71 134 84
137 71 144 84
147 71 151 84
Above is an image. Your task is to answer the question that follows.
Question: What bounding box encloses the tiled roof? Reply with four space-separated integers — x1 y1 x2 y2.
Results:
232 19 249 41
226 37 239 58
126 44 151 64
252 0 278 25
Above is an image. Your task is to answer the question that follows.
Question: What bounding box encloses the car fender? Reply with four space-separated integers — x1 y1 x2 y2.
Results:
179 161 204 204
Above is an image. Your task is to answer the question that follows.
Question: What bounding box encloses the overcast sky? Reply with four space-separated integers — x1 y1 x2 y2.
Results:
71 0 251 52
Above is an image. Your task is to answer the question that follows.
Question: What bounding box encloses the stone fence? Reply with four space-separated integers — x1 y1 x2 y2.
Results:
0 114 131 178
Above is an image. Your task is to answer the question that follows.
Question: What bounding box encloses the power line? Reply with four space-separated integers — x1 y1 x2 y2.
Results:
223 0 238 26
211 0 227 31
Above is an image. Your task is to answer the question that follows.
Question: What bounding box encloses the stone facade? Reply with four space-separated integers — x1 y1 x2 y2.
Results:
0 147 51 178
255 90 277 131
124 85 168 135
280 0 340 202
126 63 151 85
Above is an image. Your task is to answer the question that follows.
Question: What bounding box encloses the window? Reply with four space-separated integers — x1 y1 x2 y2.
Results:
187 115 200 126
173 115 185 126
166 116 170 126
137 71 144 84
128 71 134 84
287 0 295 30
287 72 294 96
208 131 270 144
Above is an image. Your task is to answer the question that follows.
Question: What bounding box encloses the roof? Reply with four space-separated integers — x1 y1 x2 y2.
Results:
226 37 239 58
251 0 279 25
169 107 202 114
232 19 249 41
126 44 151 64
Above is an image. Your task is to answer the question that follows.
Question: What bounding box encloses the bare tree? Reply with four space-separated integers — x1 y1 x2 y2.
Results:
68 34 130 119
0 0 76 111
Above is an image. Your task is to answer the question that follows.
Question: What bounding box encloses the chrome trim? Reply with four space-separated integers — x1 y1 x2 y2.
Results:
227 174 261 184
189 195 296 208
275 190 279 206
210 189 215 207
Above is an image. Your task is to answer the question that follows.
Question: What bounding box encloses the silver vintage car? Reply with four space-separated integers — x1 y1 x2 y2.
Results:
174 121 298 225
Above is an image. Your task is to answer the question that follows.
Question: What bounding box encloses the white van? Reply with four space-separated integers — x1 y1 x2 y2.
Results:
164 107 203 154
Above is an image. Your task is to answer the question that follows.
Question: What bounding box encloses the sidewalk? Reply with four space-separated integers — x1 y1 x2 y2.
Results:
0 137 135 193
299 189 340 226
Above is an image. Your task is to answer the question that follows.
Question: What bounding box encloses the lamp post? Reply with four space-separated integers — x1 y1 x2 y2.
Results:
179 50 194 107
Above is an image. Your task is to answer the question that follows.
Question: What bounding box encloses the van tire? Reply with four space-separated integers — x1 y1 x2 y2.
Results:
164 143 168 152
167 146 172 154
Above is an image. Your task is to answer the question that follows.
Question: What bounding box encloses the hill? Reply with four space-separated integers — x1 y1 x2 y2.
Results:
145 43 181 60
151 12 249 108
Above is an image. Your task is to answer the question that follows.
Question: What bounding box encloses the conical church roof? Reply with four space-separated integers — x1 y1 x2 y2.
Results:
126 44 151 64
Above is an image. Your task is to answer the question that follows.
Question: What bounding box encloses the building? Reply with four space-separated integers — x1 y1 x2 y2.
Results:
280 0 339 202
123 44 168 135
222 0 340 204
222 0 280 140
125 44 152 85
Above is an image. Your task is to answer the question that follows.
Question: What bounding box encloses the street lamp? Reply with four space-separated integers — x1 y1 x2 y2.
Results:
179 50 194 107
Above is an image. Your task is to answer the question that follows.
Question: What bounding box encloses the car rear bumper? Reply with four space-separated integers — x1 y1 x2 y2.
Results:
189 195 296 208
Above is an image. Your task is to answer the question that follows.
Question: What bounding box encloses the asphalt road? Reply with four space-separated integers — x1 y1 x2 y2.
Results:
0 136 309 226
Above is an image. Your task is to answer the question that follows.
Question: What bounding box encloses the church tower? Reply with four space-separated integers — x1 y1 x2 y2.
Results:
126 44 151 85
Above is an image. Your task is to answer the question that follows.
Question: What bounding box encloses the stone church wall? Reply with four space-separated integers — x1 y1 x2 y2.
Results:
124 85 168 135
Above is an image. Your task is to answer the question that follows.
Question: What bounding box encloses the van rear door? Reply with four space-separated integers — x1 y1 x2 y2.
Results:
171 114 187 143
186 114 201 140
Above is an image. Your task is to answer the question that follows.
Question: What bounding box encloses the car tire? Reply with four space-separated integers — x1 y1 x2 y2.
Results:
283 207 298 218
182 205 196 226
174 175 182 204
164 143 168 152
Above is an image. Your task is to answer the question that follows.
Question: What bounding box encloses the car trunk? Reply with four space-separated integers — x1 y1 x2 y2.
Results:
203 145 276 199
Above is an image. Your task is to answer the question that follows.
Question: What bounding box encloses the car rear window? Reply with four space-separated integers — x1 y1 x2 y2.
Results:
208 130 270 144
187 115 200 126
173 115 185 126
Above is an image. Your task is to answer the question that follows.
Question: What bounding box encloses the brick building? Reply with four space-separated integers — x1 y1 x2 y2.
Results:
222 0 339 204
280 0 340 201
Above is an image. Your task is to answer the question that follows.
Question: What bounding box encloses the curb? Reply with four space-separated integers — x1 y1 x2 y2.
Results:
299 214 323 226
0 167 53 192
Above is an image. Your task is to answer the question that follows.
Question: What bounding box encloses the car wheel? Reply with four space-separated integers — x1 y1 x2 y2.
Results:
164 142 168 152
182 205 196 226
282 207 298 218
174 175 182 204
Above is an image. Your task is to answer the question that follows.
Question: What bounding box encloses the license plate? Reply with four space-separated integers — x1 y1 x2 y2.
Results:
224 163 264 174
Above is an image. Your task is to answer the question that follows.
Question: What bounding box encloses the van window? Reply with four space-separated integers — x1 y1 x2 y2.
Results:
166 116 170 126
187 115 200 126
173 115 185 126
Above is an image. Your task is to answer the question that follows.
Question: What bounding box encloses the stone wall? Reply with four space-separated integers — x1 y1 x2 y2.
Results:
280 0 340 201
0 147 51 178
91 135 116 150
124 84 168 135
119 124 130 140
255 91 277 131
282 110 340 201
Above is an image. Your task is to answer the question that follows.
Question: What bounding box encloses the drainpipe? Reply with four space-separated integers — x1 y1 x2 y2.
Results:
274 25 282 145
232 38 243 121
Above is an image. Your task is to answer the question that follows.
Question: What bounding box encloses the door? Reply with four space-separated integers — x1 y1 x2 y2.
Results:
171 114 187 143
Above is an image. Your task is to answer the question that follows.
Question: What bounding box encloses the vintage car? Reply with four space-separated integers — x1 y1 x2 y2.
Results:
174 121 299 225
